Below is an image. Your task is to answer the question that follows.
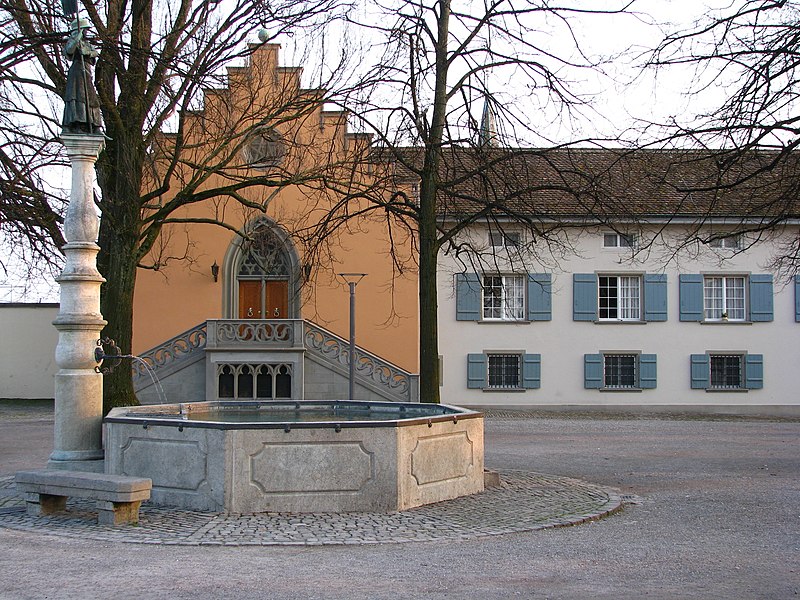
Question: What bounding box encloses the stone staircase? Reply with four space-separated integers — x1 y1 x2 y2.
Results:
132 319 419 405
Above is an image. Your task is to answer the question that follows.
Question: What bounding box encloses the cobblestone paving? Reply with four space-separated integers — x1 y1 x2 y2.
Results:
0 471 623 546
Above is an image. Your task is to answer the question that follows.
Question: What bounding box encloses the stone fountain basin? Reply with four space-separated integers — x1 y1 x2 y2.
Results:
104 400 484 513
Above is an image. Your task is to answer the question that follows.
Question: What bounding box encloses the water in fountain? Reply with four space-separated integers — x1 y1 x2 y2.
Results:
97 346 169 405
129 355 168 404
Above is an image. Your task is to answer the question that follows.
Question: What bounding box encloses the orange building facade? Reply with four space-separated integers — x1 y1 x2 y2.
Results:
131 44 419 374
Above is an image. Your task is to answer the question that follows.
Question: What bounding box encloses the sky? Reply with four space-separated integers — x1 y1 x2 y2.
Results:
1 0 739 302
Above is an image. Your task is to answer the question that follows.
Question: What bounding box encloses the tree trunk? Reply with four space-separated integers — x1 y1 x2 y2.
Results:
96 133 144 414
97 229 140 413
418 220 441 403
415 0 450 404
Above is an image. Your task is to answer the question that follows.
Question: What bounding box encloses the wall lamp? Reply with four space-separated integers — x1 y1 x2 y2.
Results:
211 260 220 283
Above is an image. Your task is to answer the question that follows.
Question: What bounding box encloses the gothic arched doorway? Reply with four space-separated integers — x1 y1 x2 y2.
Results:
223 218 300 320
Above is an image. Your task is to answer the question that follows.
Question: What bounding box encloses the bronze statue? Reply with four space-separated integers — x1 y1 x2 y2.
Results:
62 18 103 134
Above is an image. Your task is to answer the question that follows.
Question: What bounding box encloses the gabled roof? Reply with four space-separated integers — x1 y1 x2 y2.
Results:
382 146 800 221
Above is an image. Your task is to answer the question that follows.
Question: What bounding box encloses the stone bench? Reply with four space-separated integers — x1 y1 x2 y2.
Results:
14 470 152 526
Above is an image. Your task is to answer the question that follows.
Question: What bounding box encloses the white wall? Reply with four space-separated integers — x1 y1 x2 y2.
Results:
0 304 59 399
438 225 799 414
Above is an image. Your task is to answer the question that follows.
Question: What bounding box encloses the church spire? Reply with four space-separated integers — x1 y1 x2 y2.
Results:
479 98 498 147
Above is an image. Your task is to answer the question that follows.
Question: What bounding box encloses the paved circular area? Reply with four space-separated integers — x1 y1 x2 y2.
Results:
0 471 623 546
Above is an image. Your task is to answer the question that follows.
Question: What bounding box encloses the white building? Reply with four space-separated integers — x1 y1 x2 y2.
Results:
435 150 800 416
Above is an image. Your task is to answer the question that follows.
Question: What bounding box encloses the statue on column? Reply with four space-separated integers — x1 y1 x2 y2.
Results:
62 17 103 134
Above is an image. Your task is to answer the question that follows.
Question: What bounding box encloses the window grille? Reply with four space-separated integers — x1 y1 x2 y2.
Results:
710 355 743 389
241 128 285 169
487 354 521 388
604 354 637 388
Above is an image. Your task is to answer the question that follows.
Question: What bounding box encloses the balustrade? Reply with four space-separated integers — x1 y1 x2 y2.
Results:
134 319 418 402
132 322 207 382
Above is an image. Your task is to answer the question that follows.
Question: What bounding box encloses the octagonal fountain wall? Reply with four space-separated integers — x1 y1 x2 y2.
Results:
104 401 484 513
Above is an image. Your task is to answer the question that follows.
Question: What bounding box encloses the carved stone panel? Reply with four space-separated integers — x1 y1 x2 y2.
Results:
410 432 474 486
249 442 373 494
120 438 208 491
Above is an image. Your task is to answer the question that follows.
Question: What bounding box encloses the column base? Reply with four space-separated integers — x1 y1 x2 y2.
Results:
48 453 105 473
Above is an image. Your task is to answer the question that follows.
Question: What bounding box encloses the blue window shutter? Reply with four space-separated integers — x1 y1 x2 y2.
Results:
573 274 597 321
690 354 710 389
744 354 764 389
679 275 704 321
456 273 481 321
527 273 552 321
522 353 541 389
639 354 657 389
584 354 603 389
795 275 800 322
467 354 487 389
749 274 773 322
643 274 668 322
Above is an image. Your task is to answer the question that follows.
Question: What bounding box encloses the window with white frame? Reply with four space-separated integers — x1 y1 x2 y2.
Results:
487 353 521 388
489 230 521 248
598 275 641 320
603 232 636 248
703 276 746 321
710 354 743 389
709 235 741 249
483 275 525 320
604 354 637 389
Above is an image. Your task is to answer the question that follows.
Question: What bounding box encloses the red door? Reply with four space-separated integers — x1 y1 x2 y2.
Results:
238 280 288 319
265 280 288 318
238 281 262 319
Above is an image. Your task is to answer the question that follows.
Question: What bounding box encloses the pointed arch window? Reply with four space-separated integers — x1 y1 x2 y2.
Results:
238 223 290 279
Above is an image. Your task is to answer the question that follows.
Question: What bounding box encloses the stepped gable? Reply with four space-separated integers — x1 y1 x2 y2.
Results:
143 40 385 206
158 43 367 158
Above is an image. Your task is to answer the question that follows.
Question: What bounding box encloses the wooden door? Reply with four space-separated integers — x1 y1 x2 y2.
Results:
238 281 262 319
265 280 289 318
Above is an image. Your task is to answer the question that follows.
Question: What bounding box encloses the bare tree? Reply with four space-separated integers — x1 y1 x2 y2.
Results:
645 0 800 274
0 64 66 279
0 0 354 411
297 0 636 403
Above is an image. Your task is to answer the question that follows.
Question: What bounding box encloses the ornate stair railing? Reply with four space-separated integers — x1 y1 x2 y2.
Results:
132 322 207 390
205 319 300 349
133 319 419 403
303 321 419 403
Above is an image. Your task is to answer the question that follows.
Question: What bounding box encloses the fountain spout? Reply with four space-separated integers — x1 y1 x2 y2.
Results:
95 338 168 404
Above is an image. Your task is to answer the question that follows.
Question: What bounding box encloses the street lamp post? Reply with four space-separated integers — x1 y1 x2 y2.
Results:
337 273 367 401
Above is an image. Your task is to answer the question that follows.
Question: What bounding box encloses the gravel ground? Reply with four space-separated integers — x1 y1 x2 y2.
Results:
0 403 797 599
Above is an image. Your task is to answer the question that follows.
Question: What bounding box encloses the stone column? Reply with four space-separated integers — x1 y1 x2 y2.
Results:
48 133 107 472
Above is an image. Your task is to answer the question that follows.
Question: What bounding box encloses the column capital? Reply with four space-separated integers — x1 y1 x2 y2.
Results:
60 133 105 160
